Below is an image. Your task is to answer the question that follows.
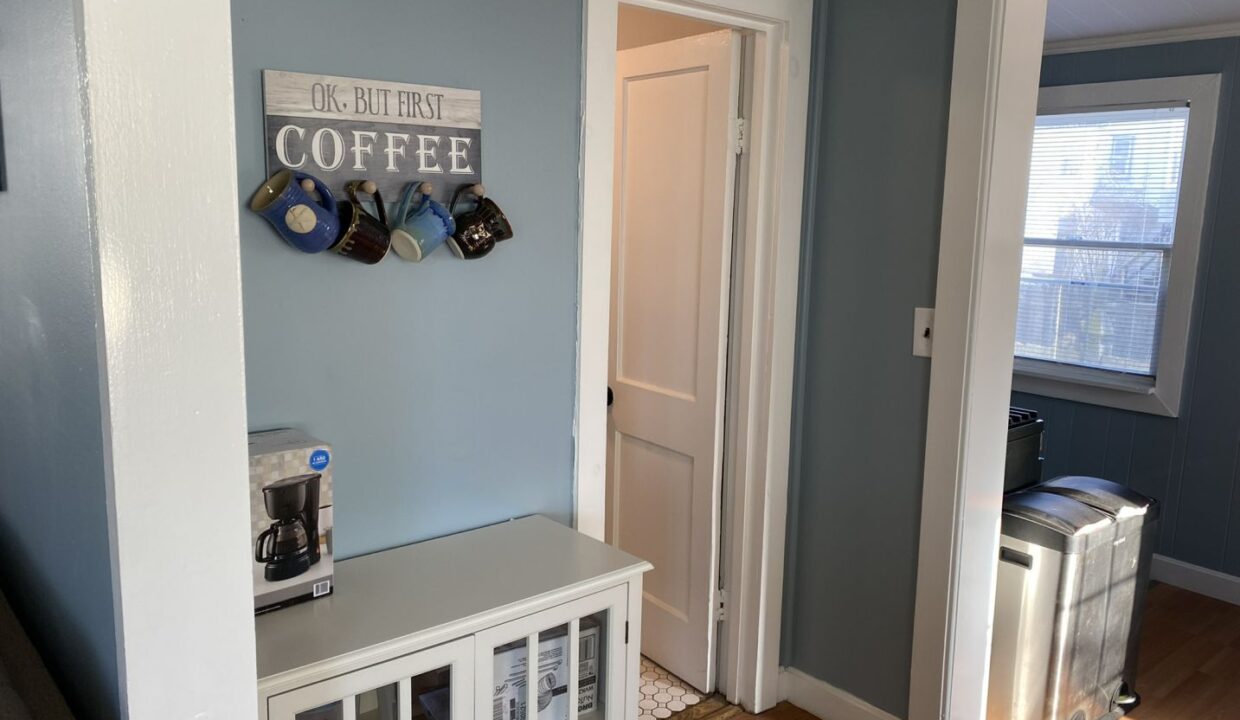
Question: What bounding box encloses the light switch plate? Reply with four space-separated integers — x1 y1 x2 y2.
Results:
913 307 934 357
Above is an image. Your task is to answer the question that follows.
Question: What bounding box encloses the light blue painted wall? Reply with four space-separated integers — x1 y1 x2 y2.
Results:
1014 36 1240 580
0 0 120 716
782 0 958 717
231 0 582 558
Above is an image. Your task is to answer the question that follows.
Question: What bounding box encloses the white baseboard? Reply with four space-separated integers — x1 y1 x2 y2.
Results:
1151 554 1240 607
778 667 900 720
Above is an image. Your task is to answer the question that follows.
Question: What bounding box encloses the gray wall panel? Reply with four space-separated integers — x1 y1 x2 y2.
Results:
782 0 957 716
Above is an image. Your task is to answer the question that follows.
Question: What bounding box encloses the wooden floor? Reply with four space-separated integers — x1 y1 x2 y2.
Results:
1127 583 1240 719
732 702 820 720
665 696 817 720
668 584 1240 720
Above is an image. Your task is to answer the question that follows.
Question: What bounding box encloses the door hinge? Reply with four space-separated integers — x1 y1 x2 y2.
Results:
624 621 629 644
716 590 728 622
732 117 747 155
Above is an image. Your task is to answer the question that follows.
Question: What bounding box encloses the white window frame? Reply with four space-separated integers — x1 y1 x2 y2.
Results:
1012 74 1222 417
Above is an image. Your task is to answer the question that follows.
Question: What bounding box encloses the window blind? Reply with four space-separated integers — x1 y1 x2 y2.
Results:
1017 105 1191 376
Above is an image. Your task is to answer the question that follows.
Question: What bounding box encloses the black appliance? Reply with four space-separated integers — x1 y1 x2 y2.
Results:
1004 407 1044 493
255 473 322 582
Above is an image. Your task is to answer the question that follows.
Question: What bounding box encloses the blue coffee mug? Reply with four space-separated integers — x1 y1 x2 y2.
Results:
390 182 455 262
249 169 340 253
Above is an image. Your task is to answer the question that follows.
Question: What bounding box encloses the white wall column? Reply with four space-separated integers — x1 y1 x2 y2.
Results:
908 0 1047 718
80 0 257 717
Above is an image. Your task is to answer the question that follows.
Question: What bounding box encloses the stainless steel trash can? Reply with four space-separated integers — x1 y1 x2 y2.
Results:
988 491 1118 720
1037 476 1160 711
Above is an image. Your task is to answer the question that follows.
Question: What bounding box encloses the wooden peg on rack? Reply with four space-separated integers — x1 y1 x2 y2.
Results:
418 181 434 196
469 184 486 197
361 180 377 194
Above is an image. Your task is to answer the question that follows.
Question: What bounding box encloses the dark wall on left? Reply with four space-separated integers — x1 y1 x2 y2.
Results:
231 0 583 558
0 1 120 716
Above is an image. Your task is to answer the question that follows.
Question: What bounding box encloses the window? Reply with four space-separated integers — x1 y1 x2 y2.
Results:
1018 106 1187 376
1012 76 1221 416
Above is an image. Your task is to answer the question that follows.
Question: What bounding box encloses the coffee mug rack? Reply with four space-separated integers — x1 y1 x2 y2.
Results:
249 171 513 265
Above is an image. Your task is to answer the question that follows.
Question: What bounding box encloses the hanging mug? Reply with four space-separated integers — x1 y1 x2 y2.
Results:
333 180 391 265
448 184 513 260
249 169 339 253
390 182 456 262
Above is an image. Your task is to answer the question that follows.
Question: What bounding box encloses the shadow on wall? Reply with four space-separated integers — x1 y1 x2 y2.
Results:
0 0 120 716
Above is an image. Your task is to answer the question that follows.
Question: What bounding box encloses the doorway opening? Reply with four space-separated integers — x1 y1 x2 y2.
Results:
606 1 738 705
576 0 812 714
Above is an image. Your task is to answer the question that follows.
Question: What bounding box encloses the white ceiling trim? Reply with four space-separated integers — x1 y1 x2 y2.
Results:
1044 20 1240 55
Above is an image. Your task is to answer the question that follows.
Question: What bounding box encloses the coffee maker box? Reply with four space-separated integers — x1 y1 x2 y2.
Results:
248 428 334 614
491 620 601 720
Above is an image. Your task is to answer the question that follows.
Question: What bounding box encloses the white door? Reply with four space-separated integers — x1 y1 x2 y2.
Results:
607 29 741 694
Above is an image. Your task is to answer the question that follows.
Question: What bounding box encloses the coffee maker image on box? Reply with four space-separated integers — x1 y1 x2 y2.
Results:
249 428 334 614
255 473 322 581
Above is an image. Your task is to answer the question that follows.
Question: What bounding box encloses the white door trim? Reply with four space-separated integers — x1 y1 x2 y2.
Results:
907 0 1047 719
576 0 812 712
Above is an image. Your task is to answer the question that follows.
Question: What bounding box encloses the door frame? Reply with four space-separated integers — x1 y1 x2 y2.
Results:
907 0 1048 719
575 0 812 712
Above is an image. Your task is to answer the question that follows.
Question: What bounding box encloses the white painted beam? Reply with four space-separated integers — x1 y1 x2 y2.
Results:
80 0 257 717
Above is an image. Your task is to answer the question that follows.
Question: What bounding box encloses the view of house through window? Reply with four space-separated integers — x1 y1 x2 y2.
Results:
1016 105 1191 377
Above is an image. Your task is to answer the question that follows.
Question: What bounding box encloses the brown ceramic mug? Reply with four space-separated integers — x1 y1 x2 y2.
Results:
331 181 391 265
448 184 512 260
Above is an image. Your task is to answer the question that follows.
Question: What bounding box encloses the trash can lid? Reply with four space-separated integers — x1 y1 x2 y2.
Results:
1040 476 1160 521
1002 490 1114 552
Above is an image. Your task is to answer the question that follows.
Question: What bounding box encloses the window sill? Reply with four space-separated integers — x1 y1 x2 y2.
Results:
1012 358 1178 417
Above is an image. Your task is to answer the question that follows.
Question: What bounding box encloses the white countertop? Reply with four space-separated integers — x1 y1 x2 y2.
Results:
255 515 650 682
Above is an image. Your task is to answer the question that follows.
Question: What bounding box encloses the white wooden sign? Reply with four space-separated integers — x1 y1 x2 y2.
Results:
262 70 482 203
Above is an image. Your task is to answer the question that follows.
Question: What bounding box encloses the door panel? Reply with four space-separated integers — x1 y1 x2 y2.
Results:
607 29 741 694
615 435 693 617
614 68 708 399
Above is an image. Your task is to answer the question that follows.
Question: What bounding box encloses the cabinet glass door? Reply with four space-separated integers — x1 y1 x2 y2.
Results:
292 701 343 720
355 682 399 720
269 637 473 720
575 611 608 720
476 586 628 720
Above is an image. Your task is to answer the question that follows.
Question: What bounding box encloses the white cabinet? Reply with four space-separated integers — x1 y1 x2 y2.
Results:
257 517 650 720
475 586 627 720
268 637 472 720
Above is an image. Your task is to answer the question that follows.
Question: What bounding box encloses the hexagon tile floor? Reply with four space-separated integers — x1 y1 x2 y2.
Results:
637 657 705 720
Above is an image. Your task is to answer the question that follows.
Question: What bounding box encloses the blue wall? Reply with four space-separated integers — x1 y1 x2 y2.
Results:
0 1 120 716
231 0 581 558
1014 36 1240 579
782 0 957 717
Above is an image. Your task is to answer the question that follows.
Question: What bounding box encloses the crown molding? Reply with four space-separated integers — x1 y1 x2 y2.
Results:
1044 21 1240 55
